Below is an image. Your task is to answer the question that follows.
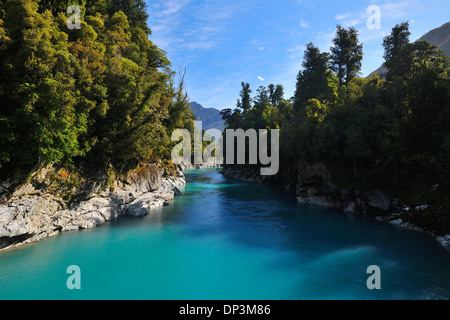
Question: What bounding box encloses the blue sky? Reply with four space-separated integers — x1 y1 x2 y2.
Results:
147 0 450 110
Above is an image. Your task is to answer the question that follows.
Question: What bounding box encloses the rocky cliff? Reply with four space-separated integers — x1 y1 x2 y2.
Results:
0 164 186 251
295 163 394 214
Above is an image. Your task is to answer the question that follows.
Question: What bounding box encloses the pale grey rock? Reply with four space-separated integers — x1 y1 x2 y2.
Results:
0 165 186 251
173 187 183 196
125 195 155 217
12 183 35 198
98 207 117 221
343 202 356 213
179 158 223 171
437 235 450 251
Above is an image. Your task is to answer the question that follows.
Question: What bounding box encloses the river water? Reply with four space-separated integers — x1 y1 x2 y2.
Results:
1 168 449 300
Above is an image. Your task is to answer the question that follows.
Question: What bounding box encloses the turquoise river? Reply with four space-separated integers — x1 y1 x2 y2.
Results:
1 168 450 300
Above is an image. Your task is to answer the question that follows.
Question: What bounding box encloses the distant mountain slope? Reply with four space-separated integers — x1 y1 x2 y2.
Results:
369 21 450 78
190 102 225 132
418 21 450 56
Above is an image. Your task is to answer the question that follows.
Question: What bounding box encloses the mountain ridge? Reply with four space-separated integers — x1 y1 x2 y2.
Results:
369 21 450 78
190 101 225 132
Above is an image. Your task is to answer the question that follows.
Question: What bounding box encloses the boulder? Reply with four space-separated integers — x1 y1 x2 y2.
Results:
366 189 392 211
125 195 154 217
173 187 183 196
127 164 164 193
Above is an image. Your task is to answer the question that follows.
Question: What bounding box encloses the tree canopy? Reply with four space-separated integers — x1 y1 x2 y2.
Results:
0 0 195 178
330 25 363 85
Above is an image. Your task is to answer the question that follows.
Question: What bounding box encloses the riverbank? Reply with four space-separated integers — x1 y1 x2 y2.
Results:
0 164 186 251
221 165 450 252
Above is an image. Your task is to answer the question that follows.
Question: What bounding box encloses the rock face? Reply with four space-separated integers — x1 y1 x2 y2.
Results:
0 165 186 251
295 163 395 216
220 166 265 183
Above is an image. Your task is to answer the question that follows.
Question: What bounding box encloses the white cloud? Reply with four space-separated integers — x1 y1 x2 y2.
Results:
381 1 411 19
314 31 336 52
300 18 310 28
296 0 315 8
335 11 366 27
258 76 265 81
259 46 265 51
334 1 415 29
251 37 263 46
335 12 352 21
150 0 243 52
183 41 217 50
155 0 193 17
286 45 306 60
286 45 305 52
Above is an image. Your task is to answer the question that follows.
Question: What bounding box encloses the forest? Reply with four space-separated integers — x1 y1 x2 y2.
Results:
221 22 450 232
0 0 195 180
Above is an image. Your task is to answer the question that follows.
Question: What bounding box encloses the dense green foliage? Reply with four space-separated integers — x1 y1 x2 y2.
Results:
382 21 411 65
222 24 450 230
0 0 195 179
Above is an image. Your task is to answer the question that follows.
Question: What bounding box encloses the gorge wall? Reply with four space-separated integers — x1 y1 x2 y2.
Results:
0 164 186 251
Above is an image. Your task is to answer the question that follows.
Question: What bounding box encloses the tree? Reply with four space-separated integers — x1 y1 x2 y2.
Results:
165 69 195 138
0 0 87 172
220 108 233 128
387 41 450 173
220 108 243 129
109 0 151 34
330 25 363 85
383 22 410 67
0 0 194 179
254 86 270 109
269 84 284 107
387 40 449 81
305 99 328 124
237 82 252 116
294 42 337 110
